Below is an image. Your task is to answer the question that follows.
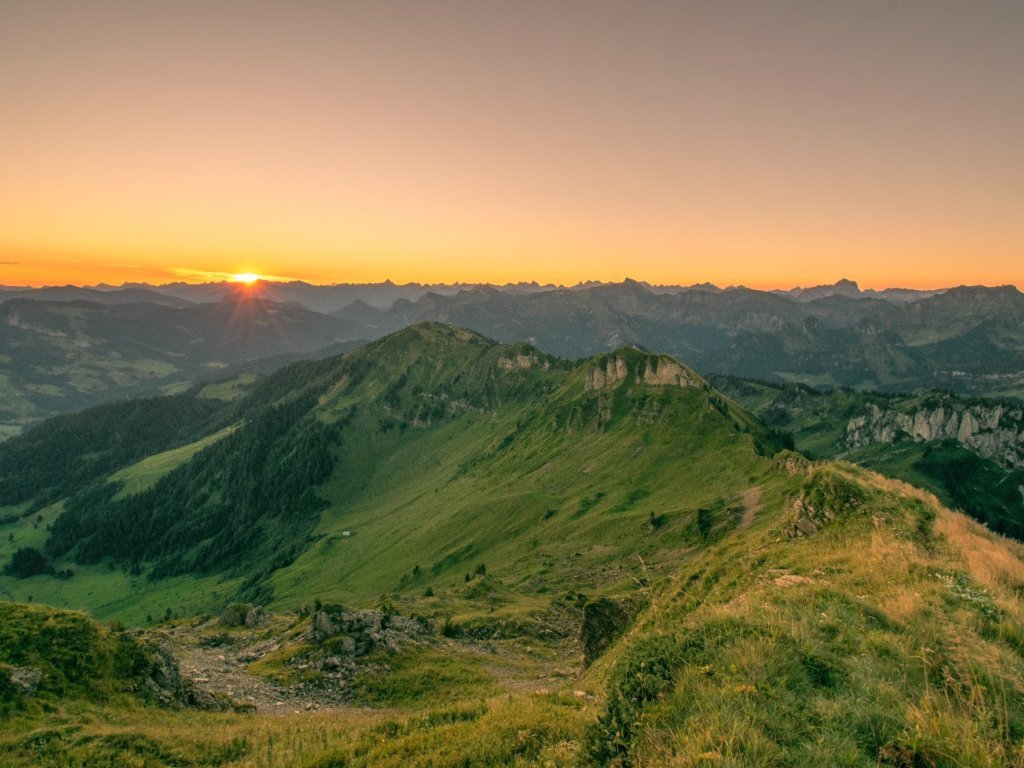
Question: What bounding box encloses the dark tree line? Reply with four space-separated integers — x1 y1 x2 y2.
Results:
0 394 228 508
46 393 339 577
3 547 55 578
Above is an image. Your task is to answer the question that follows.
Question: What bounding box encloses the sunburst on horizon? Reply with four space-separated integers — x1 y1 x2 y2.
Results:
232 273 262 284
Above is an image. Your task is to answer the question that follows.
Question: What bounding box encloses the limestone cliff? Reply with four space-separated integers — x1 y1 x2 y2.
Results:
845 398 1024 469
584 352 704 392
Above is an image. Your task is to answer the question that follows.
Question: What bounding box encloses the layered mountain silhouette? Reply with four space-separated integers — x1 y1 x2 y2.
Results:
2 279 1022 438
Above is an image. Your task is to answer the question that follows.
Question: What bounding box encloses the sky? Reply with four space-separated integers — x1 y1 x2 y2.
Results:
1 1 1022 289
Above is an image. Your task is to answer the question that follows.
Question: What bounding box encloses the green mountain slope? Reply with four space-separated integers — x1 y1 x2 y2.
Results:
3 323 787 620
3 324 1024 766
4 458 1024 766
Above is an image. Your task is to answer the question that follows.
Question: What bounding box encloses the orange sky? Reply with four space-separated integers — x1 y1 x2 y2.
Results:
1 2 1021 290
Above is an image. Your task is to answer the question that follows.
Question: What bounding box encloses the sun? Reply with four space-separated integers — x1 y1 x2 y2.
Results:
232 273 261 284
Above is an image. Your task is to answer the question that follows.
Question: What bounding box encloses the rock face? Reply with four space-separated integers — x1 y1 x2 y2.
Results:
498 353 545 370
219 603 252 627
131 635 227 710
307 606 427 656
585 356 629 391
642 358 701 388
579 598 638 666
845 399 1024 469
585 353 704 392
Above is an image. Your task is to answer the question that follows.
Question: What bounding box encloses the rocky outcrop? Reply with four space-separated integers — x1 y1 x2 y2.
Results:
585 354 703 392
785 474 863 539
579 598 639 666
130 635 229 710
585 357 629 391
498 353 545 370
218 603 267 628
307 606 427 656
845 399 1024 469
5 666 41 696
642 358 701 388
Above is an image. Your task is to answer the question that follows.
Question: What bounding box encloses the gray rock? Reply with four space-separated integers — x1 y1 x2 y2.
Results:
357 609 382 632
8 666 41 696
244 606 266 627
312 611 337 639
579 598 637 666
219 603 253 627
844 399 1023 470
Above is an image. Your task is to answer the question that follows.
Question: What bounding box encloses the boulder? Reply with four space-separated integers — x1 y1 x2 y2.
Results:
218 603 253 627
311 610 338 640
7 666 41 696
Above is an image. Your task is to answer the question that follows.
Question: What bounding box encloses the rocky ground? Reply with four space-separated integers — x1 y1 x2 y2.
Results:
155 602 586 714
154 604 422 713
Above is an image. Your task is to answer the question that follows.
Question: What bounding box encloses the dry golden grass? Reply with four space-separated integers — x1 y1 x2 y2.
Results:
935 508 1024 592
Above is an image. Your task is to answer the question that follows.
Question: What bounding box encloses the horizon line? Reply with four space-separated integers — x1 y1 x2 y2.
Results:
3 276 1019 293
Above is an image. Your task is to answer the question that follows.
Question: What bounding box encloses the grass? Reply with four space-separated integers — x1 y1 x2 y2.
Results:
347 646 496 706
581 465 1024 766
3 458 1024 766
199 373 259 402
109 426 236 498
0 692 590 768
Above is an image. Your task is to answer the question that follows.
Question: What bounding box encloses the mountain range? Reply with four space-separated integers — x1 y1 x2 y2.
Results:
2 279 1022 439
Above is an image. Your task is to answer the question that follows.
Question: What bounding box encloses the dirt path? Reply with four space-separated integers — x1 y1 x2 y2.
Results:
737 486 763 531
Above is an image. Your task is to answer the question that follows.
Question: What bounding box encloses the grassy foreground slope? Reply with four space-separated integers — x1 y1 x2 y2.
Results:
4 462 1024 766
581 462 1024 766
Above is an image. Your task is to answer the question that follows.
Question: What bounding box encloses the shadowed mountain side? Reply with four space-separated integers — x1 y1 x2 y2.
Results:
0 296 360 436
329 282 1024 398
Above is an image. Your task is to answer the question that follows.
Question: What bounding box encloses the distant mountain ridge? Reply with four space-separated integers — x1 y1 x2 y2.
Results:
0 294 358 436
2 278 1022 439
1 277 954 313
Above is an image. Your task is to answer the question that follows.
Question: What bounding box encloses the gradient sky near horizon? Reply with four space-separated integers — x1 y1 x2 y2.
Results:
2 1 1022 289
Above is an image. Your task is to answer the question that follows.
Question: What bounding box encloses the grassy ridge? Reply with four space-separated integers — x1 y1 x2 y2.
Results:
713 375 1024 540
3 323 784 623
4 462 1024 766
582 464 1024 766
